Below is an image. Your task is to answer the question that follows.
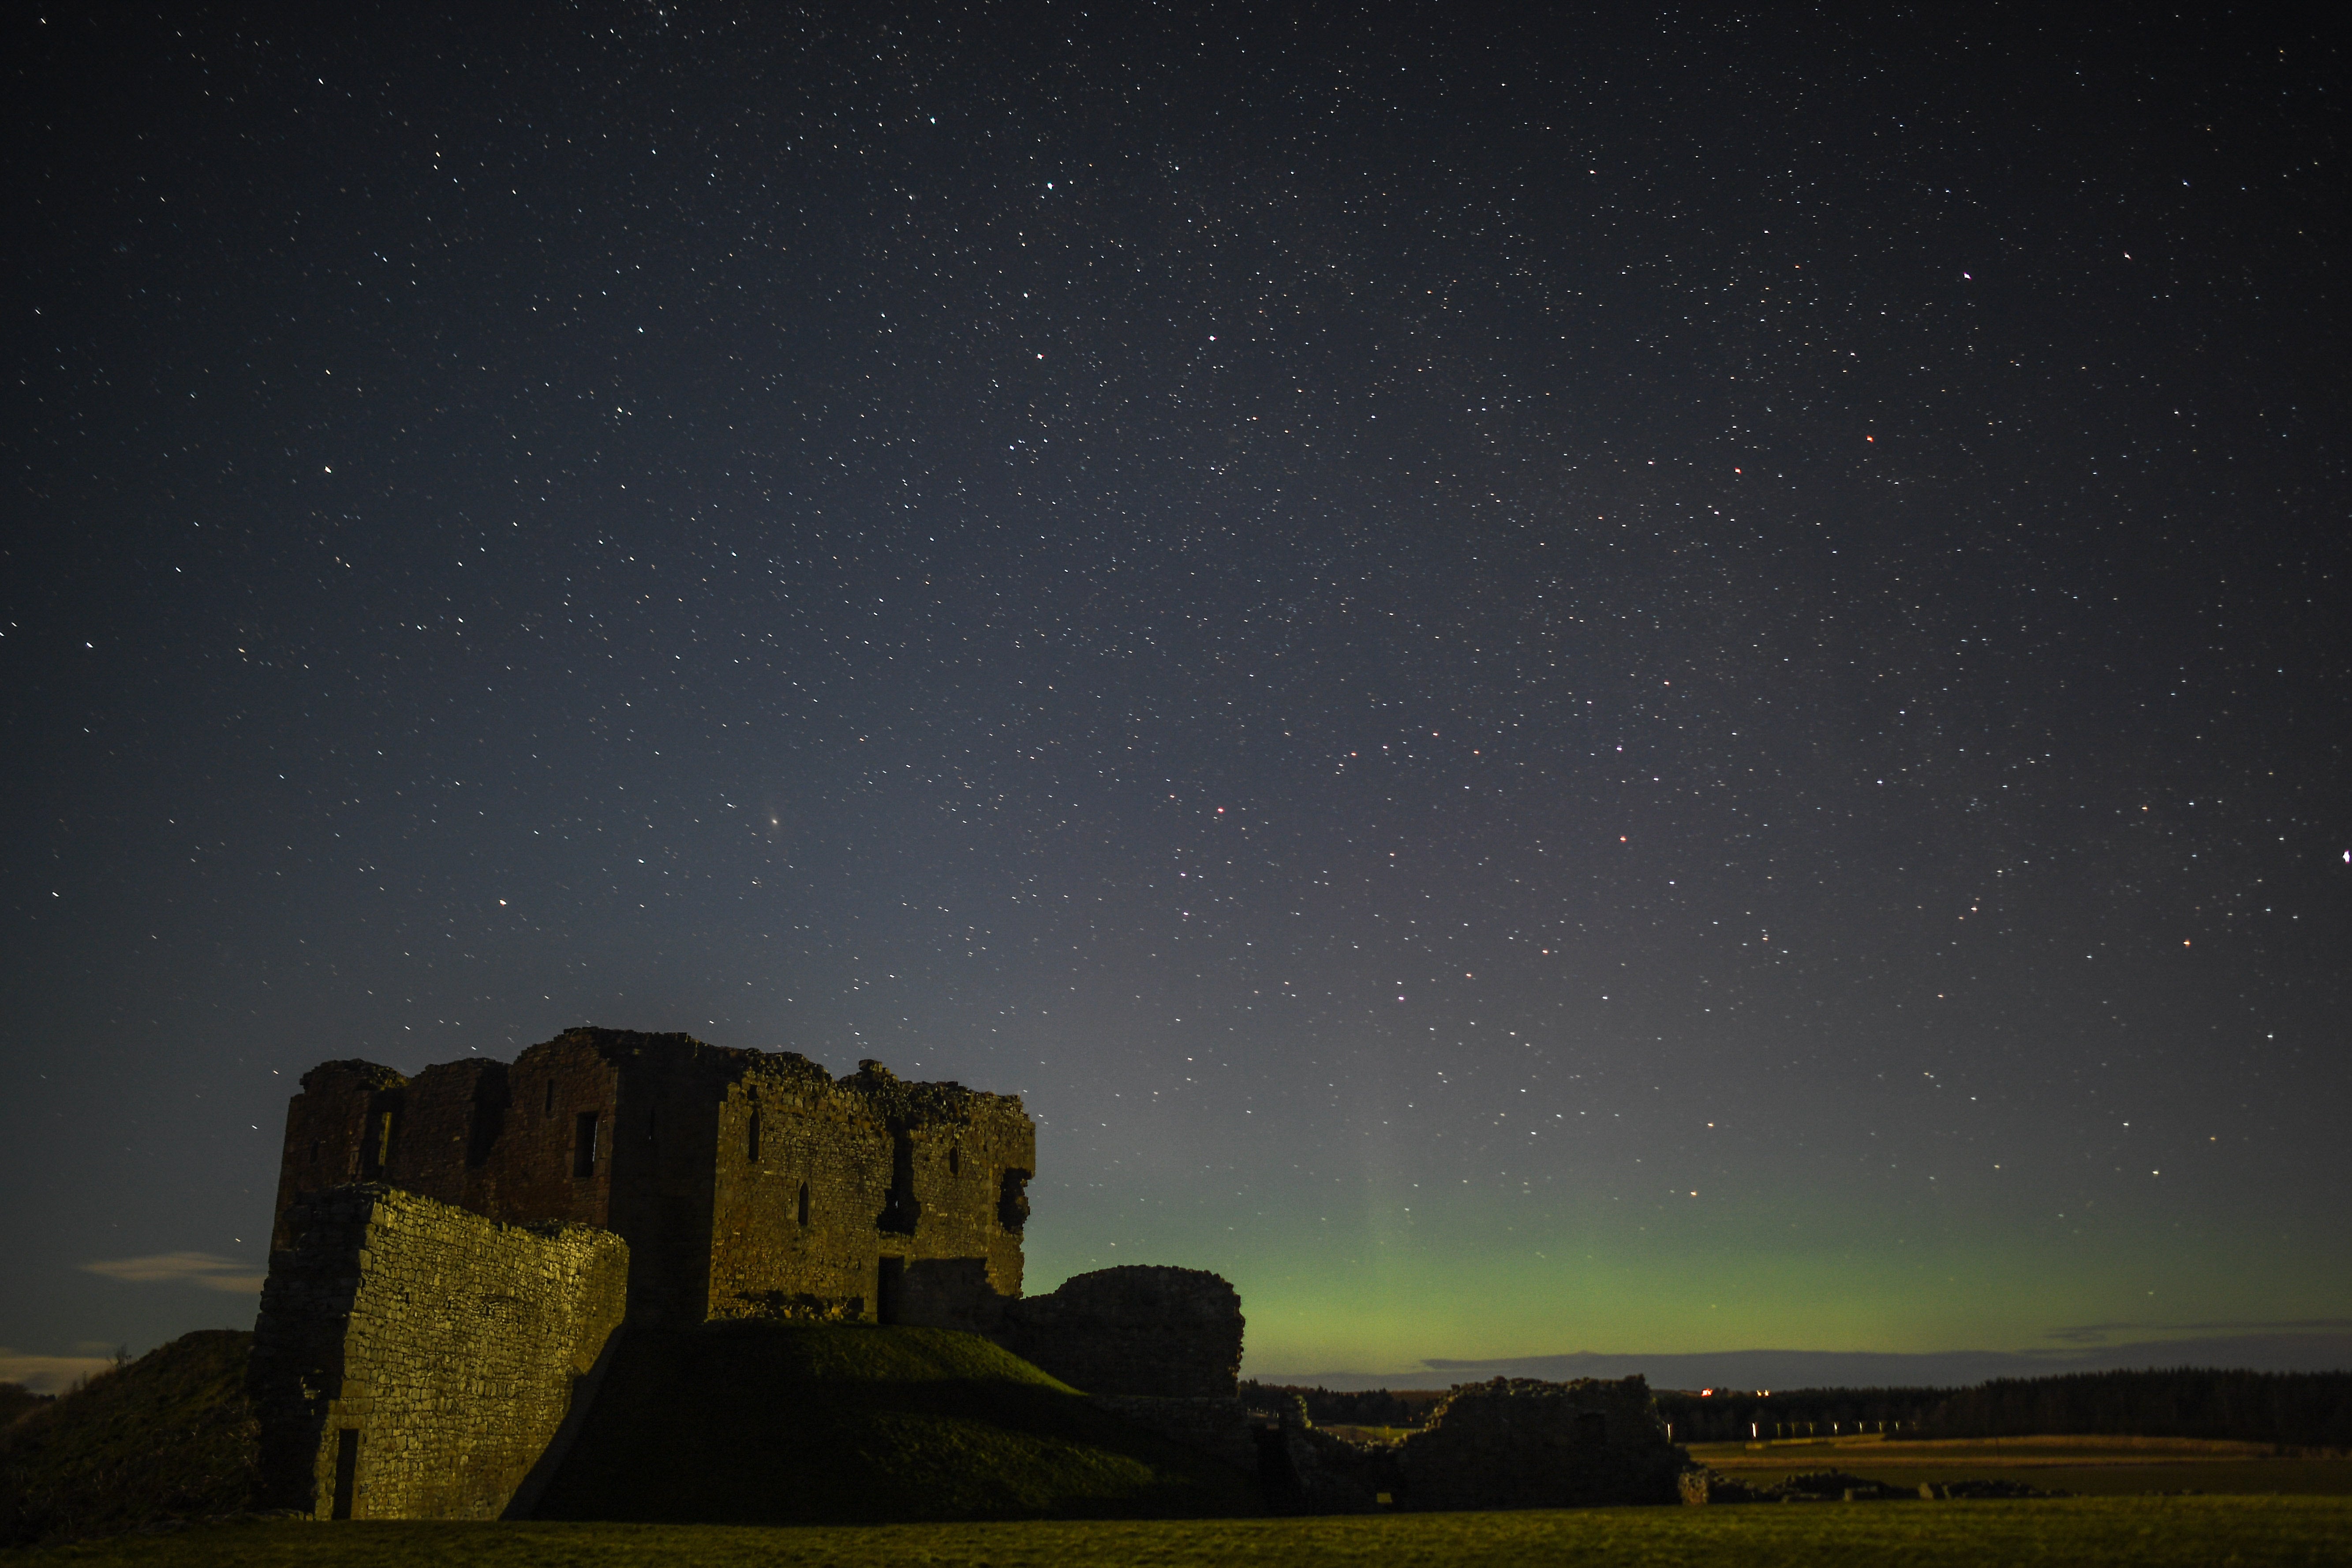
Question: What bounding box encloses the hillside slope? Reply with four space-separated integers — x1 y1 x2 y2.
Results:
0 1330 258 1544
531 1321 1262 1523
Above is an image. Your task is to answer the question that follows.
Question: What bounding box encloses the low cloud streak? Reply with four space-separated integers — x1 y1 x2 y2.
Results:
0 1351 116 1396
1262 1331 2352 1392
81 1252 264 1294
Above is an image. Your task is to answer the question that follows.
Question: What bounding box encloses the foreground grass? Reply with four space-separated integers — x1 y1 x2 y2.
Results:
1684 1432 2352 1497
15 1497 2352 1568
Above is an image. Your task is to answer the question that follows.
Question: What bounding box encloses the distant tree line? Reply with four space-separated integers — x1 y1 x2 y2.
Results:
1918 1369 2352 1447
1253 1369 2352 1447
1238 1382 1447 1428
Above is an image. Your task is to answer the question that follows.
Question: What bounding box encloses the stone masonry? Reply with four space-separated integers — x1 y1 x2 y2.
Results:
248 1184 628 1520
998 1266 1244 1398
271 1029 1035 1328
1395 1375 1686 1510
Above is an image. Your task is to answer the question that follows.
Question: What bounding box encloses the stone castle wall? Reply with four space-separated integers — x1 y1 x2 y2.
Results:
271 1045 626 1251
1395 1375 1684 1510
707 1059 1034 1329
248 1184 629 1520
998 1266 1243 1398
270 1031 1035 1329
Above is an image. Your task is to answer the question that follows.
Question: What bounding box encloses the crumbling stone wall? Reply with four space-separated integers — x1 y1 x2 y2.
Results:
1098 1394 1386 1514
248 1184 628 1520
999 1266 1243 1398
269 1061 408 1250
705 1059 1034 1329
1395 1376 1684 1510
269 1031 1035 1331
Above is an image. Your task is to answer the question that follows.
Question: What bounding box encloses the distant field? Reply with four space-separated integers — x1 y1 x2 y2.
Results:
1685 1433 2352 1497
15 1498 2352 1568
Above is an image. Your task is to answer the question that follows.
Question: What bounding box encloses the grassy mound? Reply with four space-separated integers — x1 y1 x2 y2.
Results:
531 1321 1261 1524
0 1330 258 1544
0 1383 52 1429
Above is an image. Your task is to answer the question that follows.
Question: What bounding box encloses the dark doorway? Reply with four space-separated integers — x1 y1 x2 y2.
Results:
877 1256 906 1324
1254 1422 1301 1504
359 1108 392 1178
466 1067 509 1168
878 1129 920 1234
573 1111 600 1178
331 1428 360 1519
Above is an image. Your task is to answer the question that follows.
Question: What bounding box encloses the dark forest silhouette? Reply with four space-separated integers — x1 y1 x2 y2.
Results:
1248 1369 2352 1448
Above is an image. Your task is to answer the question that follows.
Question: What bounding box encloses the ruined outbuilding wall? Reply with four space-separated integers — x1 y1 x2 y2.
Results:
248 1184 629 1521
998 1266 1243 1398
1395 1376 1684 1510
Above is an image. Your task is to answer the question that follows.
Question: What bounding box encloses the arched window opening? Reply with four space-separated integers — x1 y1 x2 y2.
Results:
796 1181 811 1227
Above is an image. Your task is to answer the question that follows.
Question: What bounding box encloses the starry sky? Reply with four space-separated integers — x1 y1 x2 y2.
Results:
4 5 2346 1389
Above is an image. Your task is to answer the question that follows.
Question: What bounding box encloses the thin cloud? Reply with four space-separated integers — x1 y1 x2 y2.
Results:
81 1252 264 1294
0 1351 116 1396
2044 1318 2352 1345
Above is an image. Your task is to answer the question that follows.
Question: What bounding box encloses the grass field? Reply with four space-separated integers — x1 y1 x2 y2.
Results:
13 1497 2352 1568
1686 1432 2352 1498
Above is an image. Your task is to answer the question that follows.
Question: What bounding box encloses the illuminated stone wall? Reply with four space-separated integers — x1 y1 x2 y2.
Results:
248 1183 628 1520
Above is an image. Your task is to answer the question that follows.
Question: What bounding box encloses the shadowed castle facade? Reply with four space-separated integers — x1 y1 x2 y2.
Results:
270 1027 1034 1329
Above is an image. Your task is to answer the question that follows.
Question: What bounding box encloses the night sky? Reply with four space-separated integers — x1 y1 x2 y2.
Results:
5 6 2346 1392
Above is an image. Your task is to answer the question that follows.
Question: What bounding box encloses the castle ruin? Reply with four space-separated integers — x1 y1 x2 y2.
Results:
249 1027 1241 1520
267 1027 1033 1329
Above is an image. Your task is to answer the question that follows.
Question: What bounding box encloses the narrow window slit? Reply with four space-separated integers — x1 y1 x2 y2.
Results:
331 1429 360 1519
